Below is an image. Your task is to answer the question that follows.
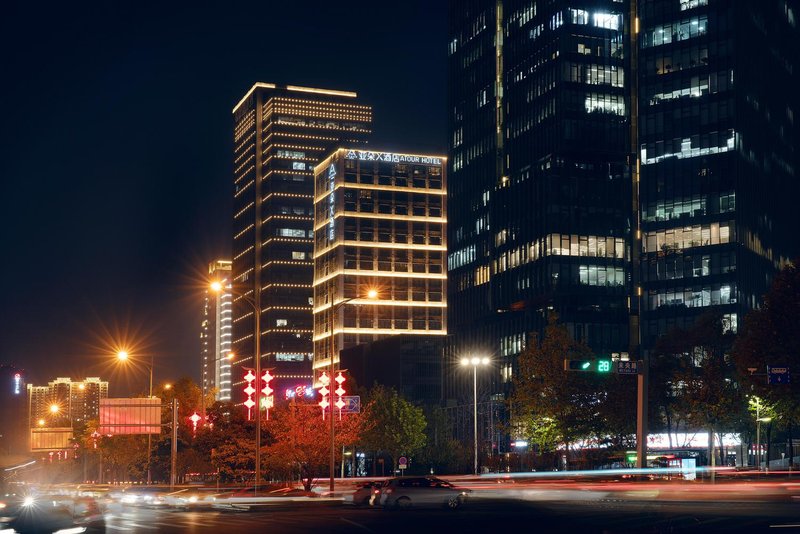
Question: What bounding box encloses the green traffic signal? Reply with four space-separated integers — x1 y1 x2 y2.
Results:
564 359 613 373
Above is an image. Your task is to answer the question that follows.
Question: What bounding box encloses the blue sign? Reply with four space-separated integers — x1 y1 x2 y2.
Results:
617 360 639 375
341 395 361 414
768 366 790 385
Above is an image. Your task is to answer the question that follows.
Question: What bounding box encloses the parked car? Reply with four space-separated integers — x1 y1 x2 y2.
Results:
379 476 469 510
352 482 382 506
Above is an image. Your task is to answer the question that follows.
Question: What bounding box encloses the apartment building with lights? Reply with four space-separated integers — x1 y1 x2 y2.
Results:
312 149 447 373
637 0 799 348
231 83 372 395
27 377 109 428
202 259 233 401
446 0 633 416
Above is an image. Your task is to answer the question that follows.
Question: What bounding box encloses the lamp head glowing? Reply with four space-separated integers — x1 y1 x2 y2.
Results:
460 358 470 366
49 404 60 414
481 357 490 365
117 350 129 362
226 352 235 360
210 281 224 293
366 289 378 299
164 383 172 390
37 419 46 427
471 357 481 365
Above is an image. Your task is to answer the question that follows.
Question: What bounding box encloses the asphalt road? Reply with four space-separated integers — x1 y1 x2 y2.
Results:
102 496 800 533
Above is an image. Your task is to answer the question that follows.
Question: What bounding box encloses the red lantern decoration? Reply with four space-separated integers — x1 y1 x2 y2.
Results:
334 371 346 419
318 371 330 419
262 370 274 420
243 369 256 420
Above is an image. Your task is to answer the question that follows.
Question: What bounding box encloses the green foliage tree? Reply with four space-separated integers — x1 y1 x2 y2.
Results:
650 312 744 464
509 315 618 455
416 407 471 475
360 385 427 471
733 261 800 425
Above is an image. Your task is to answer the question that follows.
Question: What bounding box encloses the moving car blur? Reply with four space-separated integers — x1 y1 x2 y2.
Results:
351 481 382 506
379 476 469 510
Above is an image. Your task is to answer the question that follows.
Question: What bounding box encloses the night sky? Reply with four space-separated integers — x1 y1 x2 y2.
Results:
0 1 448 394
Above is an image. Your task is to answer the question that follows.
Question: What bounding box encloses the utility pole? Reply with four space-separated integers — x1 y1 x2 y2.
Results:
170 398 177 490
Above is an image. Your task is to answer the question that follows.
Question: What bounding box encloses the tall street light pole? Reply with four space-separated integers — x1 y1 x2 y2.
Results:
211 281 262 494
461 356 490 476
116 349 155 484
327 289 378 494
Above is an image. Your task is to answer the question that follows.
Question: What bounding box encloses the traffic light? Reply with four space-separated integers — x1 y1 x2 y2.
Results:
564 359 612 373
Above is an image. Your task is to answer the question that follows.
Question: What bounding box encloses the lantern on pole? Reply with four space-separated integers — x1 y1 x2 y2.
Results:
243 369 256 421
190 412 202 434
319 371 330 419
334 371 346 419
262 370 274 420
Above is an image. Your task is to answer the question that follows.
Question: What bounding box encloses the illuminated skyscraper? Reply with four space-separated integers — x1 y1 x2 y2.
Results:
446 0 632 412
231 84 372 395
637 0 799 348
312 148 447 372
202 259 233 401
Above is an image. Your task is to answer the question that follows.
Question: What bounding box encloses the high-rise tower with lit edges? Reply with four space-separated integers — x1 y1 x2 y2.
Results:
231 84 372 397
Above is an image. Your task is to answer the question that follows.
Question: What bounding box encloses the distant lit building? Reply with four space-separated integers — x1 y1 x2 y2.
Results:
312 148 447 373
203 259 233 401
231 83 372 395
27 377 108 428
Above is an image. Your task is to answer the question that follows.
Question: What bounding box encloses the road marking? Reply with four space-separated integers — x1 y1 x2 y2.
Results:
770 525 800 528
125 522 157 530
340 517 375 532
106 526 133 531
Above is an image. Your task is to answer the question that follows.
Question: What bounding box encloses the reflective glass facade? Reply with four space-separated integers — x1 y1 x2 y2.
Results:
446 0 633 403
638 0 799 348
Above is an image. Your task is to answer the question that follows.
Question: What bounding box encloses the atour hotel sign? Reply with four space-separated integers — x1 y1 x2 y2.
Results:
345 150 442 165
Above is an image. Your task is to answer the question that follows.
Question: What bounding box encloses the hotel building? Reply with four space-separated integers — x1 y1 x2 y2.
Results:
312 149 447 372
231 84 372 395
202 259 233 401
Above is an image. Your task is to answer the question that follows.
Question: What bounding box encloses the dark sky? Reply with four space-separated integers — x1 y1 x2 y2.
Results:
0 1 448 394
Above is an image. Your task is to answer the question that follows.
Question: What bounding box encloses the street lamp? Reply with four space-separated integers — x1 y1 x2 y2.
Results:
211 280 264 494
461 356 490 476
49 404 60 415
114 348 155 484
326 288 378 493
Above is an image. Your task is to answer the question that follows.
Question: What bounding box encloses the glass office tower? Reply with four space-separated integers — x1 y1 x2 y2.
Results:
638 0 799 348
231 84 372 396
446 0 633 411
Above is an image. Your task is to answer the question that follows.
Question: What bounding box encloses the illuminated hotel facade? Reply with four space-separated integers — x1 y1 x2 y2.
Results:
312 149 447 371
202 259 233 401
231 83 372 395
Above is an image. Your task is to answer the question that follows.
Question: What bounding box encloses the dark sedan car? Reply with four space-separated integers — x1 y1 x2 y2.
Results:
379 477 469 510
